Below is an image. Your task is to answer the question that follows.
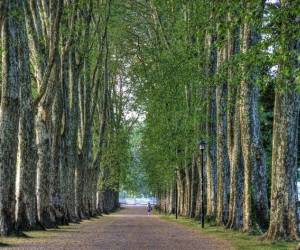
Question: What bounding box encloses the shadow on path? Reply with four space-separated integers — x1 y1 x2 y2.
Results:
0 206 234 250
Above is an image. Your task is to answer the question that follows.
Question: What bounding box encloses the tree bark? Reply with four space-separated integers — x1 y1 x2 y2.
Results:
26 0 64 228
226 9 244 230
216 43 230 226
264 0 299 240
50 67 65 224
0 0 21 235
226 89 244 230
240 9 269 231
78 58 93 218
16 0 40 230
36 103 57 228
189 155 198 218
205 30 217 219
184 158 191 217
64 50 80 220
265 84 299 240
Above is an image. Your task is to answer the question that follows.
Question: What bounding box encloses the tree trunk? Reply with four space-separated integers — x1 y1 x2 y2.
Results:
36 60 63 228
226 91 244 230
226 10 243 230
265 88 299 240
0 0 21 235
177 170 184 215
79 58 94 218
240 16 268 232
36 104 57 228
50 77 65 225
216 44 230 225
264 0 299 240
16 2 39 230
26 0 63 228
189 155 198 218
184 160 191 217
61 51 72 221
66 51 80 220
204 24 218 220
226 11 238 166
206 85 217 219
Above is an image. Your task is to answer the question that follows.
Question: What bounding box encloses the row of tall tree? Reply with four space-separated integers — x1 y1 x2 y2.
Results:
0 0 298 243
124 0 300 241
0 0 131 236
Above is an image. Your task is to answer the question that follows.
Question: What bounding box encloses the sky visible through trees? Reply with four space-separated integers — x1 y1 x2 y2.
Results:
0 0 298 247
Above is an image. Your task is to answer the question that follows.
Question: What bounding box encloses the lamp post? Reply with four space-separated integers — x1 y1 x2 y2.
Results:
199 140 206 228
174 168 178 220
164 189 167 215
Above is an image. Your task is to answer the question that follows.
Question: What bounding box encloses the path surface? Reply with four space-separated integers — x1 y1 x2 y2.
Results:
5 206 234 250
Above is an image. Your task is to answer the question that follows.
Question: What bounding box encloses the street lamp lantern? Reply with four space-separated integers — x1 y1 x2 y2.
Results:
198 140 206 228
199 140 206 150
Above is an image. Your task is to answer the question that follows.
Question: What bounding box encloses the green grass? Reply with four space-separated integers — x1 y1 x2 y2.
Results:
0 224 77 247
0 218 103 248
160 214 298 250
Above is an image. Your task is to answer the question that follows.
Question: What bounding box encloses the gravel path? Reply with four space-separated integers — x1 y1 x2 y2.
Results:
5 206 234 250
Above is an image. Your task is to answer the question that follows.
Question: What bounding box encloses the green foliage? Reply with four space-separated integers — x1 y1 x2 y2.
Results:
89 0 298 213
119 126 150 196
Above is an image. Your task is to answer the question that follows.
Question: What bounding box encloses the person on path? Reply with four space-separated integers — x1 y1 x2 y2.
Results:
147 202 152 216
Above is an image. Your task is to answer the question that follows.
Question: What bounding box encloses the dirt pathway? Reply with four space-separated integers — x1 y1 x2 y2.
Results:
3 206 234 250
